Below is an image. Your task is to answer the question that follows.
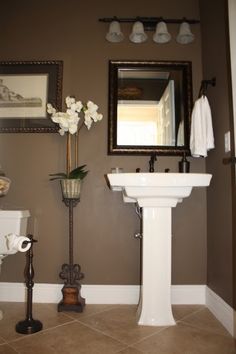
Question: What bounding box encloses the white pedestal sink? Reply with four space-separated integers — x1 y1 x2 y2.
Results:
107 173 212 326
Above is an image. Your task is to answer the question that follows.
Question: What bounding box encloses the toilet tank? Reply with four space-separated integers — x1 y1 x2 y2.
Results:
0 210 30 236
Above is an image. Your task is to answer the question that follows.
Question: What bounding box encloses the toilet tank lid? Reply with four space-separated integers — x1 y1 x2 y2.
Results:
0 210 30 218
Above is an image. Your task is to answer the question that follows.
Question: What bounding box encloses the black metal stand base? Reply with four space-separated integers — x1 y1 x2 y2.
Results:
15 235 43 335
15 319 43 334
58 285 85 313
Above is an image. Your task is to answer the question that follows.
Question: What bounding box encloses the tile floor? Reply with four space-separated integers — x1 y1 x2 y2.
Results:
0 302 235 353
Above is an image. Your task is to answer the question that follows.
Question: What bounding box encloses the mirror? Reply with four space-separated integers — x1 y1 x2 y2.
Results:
108 60 193 155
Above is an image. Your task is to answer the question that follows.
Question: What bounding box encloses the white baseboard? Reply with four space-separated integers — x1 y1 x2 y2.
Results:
206 287 234 336
0 282 205 304
0 282 233 336
171 285 206 305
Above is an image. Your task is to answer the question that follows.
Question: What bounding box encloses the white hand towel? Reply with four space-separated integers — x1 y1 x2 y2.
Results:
190 95 214 157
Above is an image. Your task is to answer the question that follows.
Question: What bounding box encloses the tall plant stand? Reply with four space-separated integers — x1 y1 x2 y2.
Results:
58 197 85 312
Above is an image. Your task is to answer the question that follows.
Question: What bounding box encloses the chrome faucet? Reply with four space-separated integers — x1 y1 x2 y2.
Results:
149 153 157 172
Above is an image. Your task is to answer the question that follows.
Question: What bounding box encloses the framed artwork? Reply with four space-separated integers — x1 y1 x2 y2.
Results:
0 60 63 133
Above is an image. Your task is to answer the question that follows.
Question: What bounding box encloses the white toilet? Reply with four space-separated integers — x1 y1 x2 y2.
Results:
0 210 31 320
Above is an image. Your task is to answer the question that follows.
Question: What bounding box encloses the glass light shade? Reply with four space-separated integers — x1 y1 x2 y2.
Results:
106 21 124 43
176 22 194 44
129 21 148 43
153 21 171 43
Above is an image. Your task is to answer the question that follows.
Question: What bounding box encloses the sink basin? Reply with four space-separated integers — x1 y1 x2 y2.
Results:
107 173 212 326
108 172 211 188
108 173 212 206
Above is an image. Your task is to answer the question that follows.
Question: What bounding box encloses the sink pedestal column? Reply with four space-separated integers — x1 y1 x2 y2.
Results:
107 172 212 327
138 203 176 326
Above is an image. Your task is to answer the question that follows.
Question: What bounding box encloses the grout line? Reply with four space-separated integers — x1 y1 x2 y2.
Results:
0 335 6 344
8 319 77 344
74 313 169 348
54 304 122 322
0 341 20 353
75 318 129 346
174 305 233 338
179 320 233 338
128 325 170 347
80 305 122 318
73 306 168 346
174 306 206 322
4 342 20 353
114 344 144 353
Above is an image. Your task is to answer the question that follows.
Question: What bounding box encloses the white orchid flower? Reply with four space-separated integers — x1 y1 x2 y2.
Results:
96 113 103 121
72 101 83 113
51 113 62 124
66 108 79 119
65 96 76 108
86 101 98 114
68 124 78 134
84 111 93 130
47 96 102 135
51 112 68 126
84 101 103 123
91 111 103 122
59 128 66 136
67 111 80 124
47 103 56 115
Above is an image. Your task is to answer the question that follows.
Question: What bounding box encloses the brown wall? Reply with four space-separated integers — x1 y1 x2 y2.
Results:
0 0 207 286
200 0 234 306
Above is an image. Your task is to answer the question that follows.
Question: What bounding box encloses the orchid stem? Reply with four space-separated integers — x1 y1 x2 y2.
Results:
66 133 72 176
75 133 78 168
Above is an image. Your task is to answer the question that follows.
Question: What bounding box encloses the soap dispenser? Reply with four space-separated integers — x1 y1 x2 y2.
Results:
179 152 190 173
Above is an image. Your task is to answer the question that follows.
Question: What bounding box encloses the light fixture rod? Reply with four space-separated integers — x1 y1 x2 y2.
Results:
99 17 200 30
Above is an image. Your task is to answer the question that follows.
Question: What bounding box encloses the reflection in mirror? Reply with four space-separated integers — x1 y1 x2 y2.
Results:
108 60 192 155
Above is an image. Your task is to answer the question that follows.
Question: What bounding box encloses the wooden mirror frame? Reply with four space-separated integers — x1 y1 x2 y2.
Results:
108 60 193 155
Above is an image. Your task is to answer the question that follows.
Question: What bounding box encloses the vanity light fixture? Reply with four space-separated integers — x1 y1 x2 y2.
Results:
176 21 194 44
153 21 171 43
106 20 124 43
99 17 199 44
129 21 148 43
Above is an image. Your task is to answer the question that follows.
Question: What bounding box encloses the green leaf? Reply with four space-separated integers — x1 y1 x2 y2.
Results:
49 173 67 177
49 172 67 181
49 165 89 181
68 165 89 180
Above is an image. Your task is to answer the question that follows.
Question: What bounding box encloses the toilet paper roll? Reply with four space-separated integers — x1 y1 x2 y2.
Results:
5 234 31 254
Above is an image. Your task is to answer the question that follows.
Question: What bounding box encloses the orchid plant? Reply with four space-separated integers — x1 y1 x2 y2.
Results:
47 96 103 181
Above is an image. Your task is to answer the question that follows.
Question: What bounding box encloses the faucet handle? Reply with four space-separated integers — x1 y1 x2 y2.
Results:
151 152 157 161
149 152 157 173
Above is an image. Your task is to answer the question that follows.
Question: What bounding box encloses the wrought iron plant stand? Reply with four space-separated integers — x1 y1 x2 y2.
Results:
58 194 85 312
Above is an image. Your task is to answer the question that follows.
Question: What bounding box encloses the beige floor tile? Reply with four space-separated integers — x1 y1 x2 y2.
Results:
117 346 144 354
133 322 236 354
0 344 18 353
64 304 117 319
172 305 205 321
0 302 73 342
11 321 125 354
78 305 164 345
181 307 231 336
0 303 234 353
